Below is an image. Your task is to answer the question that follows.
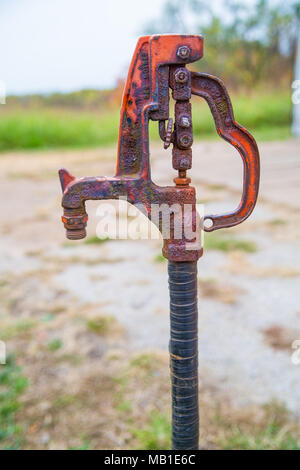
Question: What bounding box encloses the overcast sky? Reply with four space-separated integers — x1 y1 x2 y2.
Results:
0 0 163 94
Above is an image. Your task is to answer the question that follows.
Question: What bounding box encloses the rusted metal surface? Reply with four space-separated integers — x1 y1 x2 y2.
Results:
59 33 260 451
191 72 260 231
59 33 260 260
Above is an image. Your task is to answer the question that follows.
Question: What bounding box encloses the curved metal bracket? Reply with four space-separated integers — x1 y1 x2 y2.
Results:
191 72 260 232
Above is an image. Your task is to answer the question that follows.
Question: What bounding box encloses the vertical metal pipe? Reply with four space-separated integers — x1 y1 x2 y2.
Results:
168 260 199 450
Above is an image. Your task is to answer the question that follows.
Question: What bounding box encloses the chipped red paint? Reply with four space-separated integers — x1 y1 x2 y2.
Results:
59 34 260 261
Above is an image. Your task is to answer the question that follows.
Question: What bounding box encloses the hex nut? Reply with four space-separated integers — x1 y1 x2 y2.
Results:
177 46 191 59
174 68 189 84
178 134 193 148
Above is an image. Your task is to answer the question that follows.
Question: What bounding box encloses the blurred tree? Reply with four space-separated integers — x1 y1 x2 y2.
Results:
143 0 300 90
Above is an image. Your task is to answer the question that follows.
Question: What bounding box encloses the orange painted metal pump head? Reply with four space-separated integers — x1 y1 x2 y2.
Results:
59 34 260 450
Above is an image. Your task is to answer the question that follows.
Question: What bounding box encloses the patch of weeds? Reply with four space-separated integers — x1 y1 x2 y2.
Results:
130 353 153 371
25 249 43 257
219 401 300 450
86 316 115 335
117 400 132 414
204 233 257 253
52 305 66 314
154 253 166 263
0 354 28 449
268 218 286 226
47 338 63 351
68 439 90 450
55 353 83 365
111 373 129 388
208 184 227 191
84 236 110 245
40 313 55 323
132 411 171 450
2 319 36 340
53 395 78 408
221 426 299 450
106 350 122 361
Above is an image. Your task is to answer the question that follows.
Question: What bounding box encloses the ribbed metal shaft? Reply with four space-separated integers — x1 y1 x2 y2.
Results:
168 261 199 450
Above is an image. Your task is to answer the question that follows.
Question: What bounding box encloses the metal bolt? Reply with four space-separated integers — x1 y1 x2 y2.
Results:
174 68 189 84
179 116 191 128
177 46 190 60
178 134 193 148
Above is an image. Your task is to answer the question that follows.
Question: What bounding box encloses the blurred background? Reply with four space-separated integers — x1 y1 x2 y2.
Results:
0 0 300 450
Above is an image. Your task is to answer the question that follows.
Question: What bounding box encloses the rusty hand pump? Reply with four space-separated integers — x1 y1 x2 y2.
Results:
59 35 260 450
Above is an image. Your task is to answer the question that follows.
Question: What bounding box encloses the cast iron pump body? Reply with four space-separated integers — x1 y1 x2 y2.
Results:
59 35 260 450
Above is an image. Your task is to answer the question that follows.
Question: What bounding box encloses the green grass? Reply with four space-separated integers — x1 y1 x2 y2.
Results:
68 439 90 450
40 313 55 323
84 236 110 245
269 218 287 226
2 319 36 341
0 108 119 152
117 400 132 414
53 395 78 408
47 338 63 351
86 316 115 335
132 412 171 450
0 354 28 449
205 232 257 253
130 353 154 371
0 89 292 152
251 125 291 141
154 253 166 263
191 90 291 139
221 426 300 450
220 402 300 450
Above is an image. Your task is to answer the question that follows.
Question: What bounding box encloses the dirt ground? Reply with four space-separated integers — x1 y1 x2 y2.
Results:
0 138 300 449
